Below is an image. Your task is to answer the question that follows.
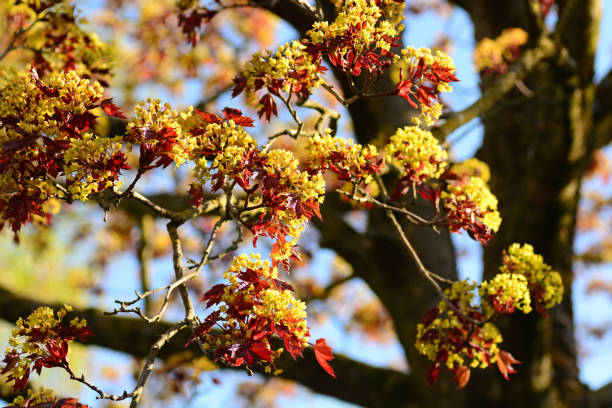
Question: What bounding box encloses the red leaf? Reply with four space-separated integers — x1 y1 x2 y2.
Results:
186 310 221 347
232 75 247 98
247 341 272 363
222 107 255 127
195 110 223 124
451 365 471 389
100 99 127 119
314 338 336 379
496 350 521 380
426 362 440 385
201 283 227 307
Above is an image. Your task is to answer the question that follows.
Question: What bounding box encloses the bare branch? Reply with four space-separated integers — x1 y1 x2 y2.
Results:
432 35 555 139
129 323 183 408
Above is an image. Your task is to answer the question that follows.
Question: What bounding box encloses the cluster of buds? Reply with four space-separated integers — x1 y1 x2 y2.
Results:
0 69 129 237
305 0 401 77
180 107 325 268
232 41 326 120
305 131 383 183
416 244 563 387
499 243 564 315
443 174 501 244
384 126 448 199
394 47 459 126
6 387 90 408
473 28 528 75
1 306 92 390
189 254 335 377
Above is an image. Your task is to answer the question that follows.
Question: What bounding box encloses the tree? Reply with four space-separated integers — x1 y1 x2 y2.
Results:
0 0 610 407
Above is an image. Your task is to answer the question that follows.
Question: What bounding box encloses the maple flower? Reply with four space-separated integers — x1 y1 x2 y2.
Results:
182 107 258 191
450 158 491 182
191 254 309 370
126 98 195 169
473 28 528 74
191 254 336 377
384 126 448 182
0 70 128 235
415 280 505 387
480 272 533 316
500 243 564 314
394 46 459 126
305 0 400 77
9 387 56 408
305 131 383 183
2 306 93 390
443 175 501 243
7 386 90 408
233 41 324 120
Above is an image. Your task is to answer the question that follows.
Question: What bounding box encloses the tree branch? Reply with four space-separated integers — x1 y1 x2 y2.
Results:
432 35 556 139
592 68 612 150
0 286 423 407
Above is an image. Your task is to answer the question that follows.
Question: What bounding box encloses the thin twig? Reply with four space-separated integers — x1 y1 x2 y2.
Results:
63 364 132 401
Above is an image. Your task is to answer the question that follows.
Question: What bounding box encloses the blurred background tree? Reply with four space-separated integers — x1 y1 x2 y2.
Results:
1 0 612 407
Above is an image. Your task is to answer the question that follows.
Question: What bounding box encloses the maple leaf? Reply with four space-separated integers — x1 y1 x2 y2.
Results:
222 107 255 127
314 338 336 379
247 341 272 363
186 311 221 347
451 365 471 389
201 283 227 307
100 99 127 119
257 94 278 121
195 110 223 124
426 362 440 385
232 75 247 97
496 350 521 380
188 184 204 207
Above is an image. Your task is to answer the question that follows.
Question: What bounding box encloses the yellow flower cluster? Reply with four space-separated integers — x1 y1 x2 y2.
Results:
127 98 193 166
264 148 326 203
397 47 456 126
5 305 86 383
0 70 110 202
384 126 448 180
473 28 528 73
328 0 405 28
379 0 406 32
480 272 532 316
63 134 125 201
177 108 257 186
242 40 322 96
204 254 309 358
224 253 274 279
6 1 115 78
307 0 400 53
415 280 503 370
451 158 491 182
259 148 325 263
256 288 308 345
0 70 103 138
305 132 380 183
501 243 564 309
445 176 501 232
11 387 55 407
38 6 114 74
